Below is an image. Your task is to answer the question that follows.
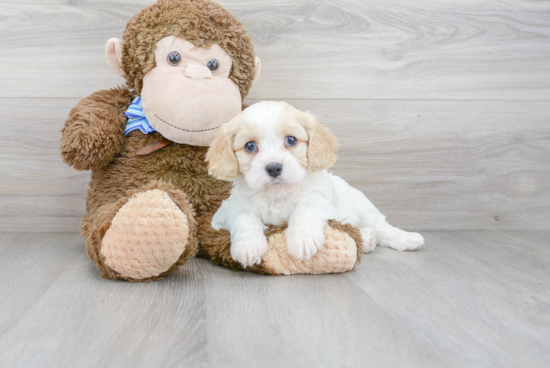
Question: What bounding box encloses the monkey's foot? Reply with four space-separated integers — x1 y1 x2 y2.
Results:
255 221 366 275
100 189 194 281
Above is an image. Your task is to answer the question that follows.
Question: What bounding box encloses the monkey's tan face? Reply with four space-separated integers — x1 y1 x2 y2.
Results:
140 36 242 146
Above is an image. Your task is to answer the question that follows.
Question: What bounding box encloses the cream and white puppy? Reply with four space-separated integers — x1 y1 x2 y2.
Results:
206 101 424 267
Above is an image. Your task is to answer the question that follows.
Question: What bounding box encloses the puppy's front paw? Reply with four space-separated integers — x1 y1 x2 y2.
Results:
231 231 268 268
379 229 424 251
286 224 325 261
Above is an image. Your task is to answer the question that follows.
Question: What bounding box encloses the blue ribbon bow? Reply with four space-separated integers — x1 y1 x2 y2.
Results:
124 96 156 135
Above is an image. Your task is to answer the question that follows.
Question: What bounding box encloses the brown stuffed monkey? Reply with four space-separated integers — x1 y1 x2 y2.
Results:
60 0 367 281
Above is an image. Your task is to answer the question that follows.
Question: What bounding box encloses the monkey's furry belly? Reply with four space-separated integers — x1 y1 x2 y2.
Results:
85 131 231 218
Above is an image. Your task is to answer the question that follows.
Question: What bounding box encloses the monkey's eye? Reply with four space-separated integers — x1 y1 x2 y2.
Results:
167 52 181 66
207 59 219 71
245 141 257 153
285 136 297 147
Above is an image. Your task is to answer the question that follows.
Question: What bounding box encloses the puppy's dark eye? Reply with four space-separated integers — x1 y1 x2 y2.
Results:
168 52 181 66
285 136 297 147
245 141 257 153
207 59 219 71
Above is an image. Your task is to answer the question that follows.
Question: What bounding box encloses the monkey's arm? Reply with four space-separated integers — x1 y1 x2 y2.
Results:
60 87 134 170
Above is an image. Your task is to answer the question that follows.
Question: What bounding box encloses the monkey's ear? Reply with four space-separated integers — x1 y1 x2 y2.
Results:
252 57 261 84
105 38 125 77
206 120 239 180
302 112 339 172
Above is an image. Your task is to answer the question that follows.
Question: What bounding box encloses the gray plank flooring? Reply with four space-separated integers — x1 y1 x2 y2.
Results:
0 231 548 368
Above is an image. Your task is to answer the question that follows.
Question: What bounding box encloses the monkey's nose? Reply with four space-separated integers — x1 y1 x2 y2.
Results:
185 64 212 80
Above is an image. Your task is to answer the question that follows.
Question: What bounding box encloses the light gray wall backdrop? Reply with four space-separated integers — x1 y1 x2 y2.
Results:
1 0 549 231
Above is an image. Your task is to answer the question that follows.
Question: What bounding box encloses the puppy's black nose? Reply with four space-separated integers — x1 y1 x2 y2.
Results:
265 163 283 178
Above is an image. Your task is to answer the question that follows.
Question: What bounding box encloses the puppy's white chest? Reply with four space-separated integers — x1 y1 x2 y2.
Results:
255 195 299 226
266 207 291 225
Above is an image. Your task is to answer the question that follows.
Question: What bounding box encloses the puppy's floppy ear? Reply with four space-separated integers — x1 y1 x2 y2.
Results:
206 118 239 180
301 112 339 171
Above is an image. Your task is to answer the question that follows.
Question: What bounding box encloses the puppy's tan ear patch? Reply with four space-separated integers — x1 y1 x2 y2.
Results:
303 113 339 172
206 120 239 180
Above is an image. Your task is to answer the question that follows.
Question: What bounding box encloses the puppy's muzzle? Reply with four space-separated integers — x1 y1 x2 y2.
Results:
265 163 283 178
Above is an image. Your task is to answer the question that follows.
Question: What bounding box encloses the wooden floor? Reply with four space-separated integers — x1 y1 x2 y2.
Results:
0 231 548 367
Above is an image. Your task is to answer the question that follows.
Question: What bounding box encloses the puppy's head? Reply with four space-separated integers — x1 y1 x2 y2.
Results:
206 101 339 191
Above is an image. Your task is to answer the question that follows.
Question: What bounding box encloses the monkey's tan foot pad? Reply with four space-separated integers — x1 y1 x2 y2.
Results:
258 223 370 275
100 189 191 280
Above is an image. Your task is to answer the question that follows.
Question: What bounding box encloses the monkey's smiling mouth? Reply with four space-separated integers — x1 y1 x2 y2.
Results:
154 114 222 133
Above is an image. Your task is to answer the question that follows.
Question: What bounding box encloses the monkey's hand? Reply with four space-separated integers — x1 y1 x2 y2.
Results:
60 87 133 171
